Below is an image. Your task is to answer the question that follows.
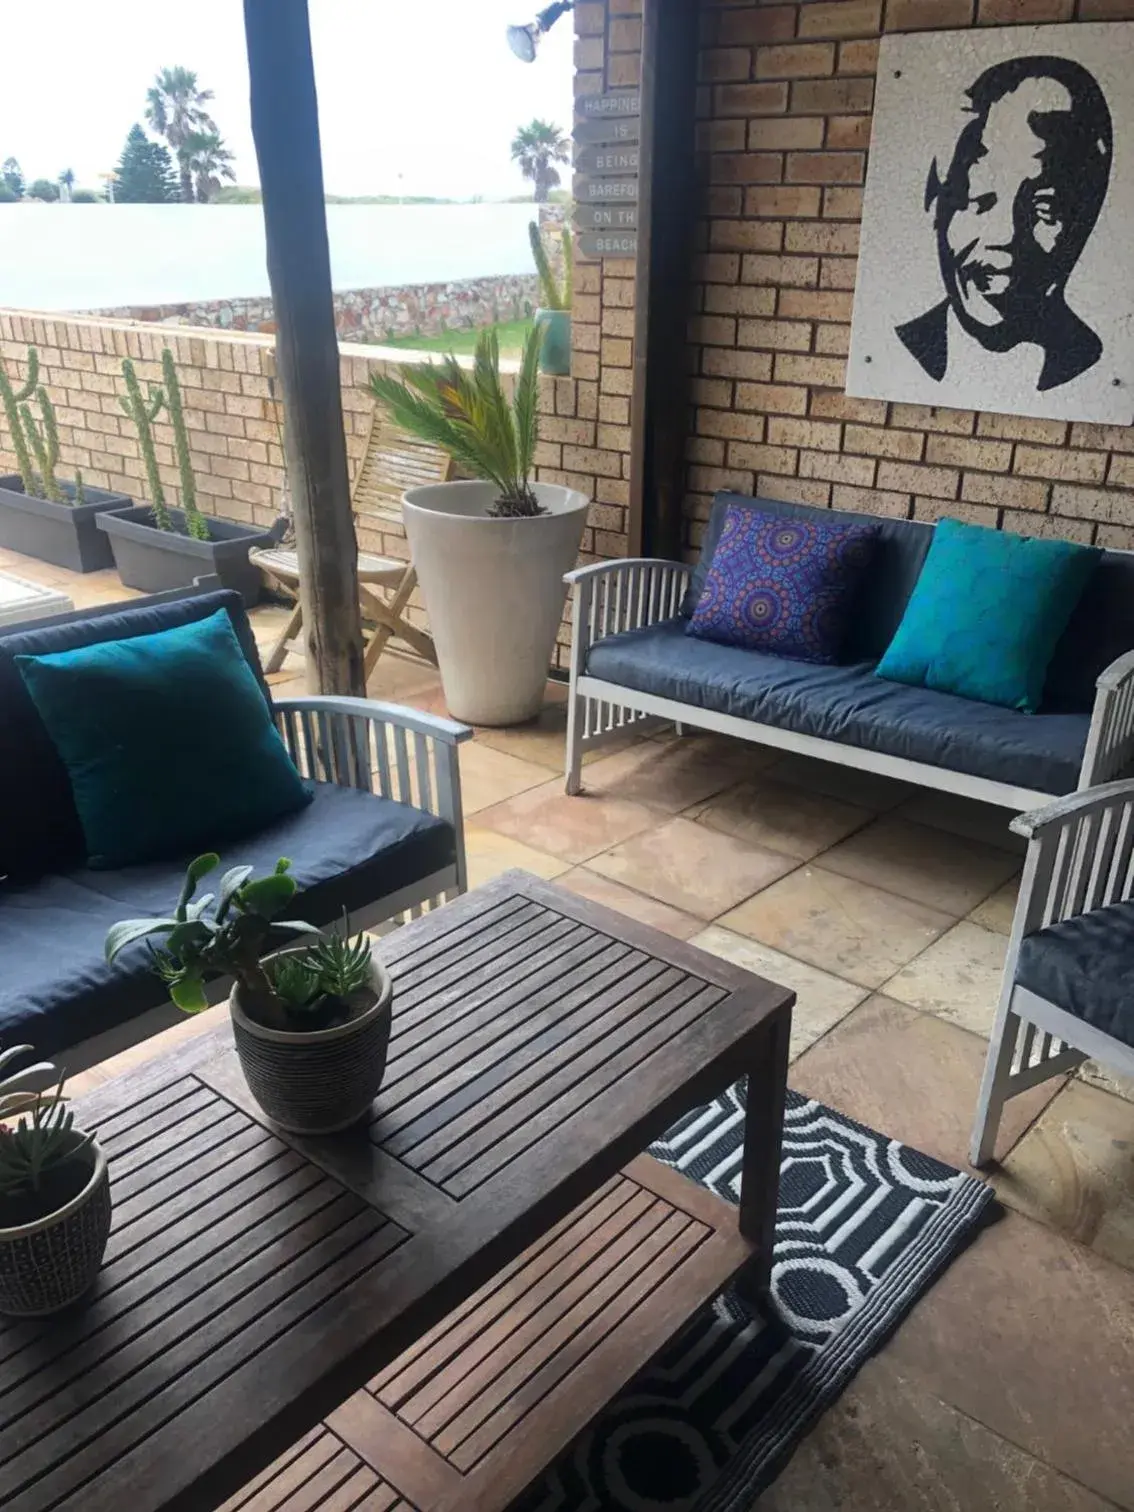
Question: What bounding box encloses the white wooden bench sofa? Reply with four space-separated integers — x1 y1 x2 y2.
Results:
564 491 1134 813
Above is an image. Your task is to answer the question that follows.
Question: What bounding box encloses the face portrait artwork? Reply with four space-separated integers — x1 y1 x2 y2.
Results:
897 56 1112 393
847 24 1134 426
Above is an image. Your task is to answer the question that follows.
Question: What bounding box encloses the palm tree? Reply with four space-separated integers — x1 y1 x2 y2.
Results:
145 66 218 203
510 120 570 203
57 168 74 203
185 131 236 203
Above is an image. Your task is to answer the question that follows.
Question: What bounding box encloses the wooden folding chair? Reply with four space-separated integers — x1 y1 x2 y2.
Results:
251 410 452 677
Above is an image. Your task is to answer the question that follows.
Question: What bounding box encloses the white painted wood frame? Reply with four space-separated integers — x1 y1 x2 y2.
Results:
970 777 1134 1167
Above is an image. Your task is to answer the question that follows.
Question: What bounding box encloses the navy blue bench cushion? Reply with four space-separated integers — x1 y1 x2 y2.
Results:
586 618 1088 795
1016 899 1134 1048
1045 549 1134 711
684 492 934 664
0 782 455 1056
0 590 266 883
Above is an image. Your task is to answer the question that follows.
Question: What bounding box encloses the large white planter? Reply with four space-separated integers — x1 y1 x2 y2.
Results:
403 480 589 726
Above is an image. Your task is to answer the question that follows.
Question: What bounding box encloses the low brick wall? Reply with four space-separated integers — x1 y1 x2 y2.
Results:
86 273 541 344
0 309 587 664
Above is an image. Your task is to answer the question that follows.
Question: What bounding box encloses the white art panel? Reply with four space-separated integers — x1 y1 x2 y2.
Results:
846 23 1134 425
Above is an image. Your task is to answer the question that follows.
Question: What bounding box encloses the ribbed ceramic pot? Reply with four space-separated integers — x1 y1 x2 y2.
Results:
0 1136 112 1317
403 480 588 726
230 953 394 1135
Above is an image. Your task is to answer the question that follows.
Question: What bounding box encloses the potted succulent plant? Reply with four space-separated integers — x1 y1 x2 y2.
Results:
105 854 393 1135
369 329 587 725
97 348 278 604
0 348 131 572
528 220 573 377
0 1046 112 1317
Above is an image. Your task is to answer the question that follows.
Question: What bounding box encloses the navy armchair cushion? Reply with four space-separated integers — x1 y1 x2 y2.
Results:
1016 899 1134 1049
0 782 456 1056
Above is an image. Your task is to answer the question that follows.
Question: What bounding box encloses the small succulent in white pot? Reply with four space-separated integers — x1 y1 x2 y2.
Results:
0 1046 112 1317
106 854 393 1135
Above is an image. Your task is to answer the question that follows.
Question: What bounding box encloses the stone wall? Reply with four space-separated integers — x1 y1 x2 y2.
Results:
539 0 1134 573
87 272 540 344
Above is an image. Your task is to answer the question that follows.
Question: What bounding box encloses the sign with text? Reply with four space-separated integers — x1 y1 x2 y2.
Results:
575 144 640 177
574 115 639 146
575 175 638 203
575 203 638 230
579 91 640 118
577 231 638 259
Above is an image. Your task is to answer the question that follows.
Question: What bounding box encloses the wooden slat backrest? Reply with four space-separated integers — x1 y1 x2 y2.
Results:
354 409 454 526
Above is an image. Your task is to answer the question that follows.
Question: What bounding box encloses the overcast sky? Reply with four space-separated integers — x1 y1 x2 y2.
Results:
0 1 574 199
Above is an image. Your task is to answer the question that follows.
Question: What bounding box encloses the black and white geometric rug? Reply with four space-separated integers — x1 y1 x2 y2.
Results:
515 1083 998 1512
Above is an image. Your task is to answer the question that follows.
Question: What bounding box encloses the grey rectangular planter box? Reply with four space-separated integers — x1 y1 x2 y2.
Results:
96 506 277 605
0 476 132 573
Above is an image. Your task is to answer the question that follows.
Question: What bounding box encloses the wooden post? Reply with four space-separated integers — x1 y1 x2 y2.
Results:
627 0 700 561
244 0 364 695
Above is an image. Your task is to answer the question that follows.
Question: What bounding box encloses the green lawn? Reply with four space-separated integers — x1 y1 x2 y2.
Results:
378 318 533 359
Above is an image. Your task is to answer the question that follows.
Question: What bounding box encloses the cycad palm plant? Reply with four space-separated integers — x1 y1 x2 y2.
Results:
368 327 545 518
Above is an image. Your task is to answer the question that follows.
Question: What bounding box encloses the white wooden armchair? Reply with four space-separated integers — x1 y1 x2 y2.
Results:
971 776 1134 1167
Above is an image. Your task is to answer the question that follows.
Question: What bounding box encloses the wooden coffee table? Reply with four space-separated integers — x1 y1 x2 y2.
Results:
0 872 793 1512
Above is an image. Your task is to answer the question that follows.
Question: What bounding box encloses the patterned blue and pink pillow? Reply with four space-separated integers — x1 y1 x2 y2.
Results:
686 507 879 664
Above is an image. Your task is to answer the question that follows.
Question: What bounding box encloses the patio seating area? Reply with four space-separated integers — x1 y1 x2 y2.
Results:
6 541 1132 1509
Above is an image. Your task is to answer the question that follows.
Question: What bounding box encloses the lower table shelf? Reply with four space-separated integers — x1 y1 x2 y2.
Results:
218 1155 754 1512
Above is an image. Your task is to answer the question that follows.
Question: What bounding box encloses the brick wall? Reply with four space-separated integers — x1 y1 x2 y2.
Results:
551 0 1134 577
0 308 481 635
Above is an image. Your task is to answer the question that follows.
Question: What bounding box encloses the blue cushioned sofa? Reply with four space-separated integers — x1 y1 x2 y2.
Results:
564 491 1134 810
0 586 470 1066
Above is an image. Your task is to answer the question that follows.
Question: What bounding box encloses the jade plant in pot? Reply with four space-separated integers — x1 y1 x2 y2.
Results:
0 347 130 572
369 328 587 726
96 347 277 603
528 219 573 377
105 854 393 1135
0 1047 112 1317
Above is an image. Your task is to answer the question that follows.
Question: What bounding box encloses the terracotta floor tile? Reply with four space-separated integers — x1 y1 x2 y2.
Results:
994 1080 1134 1271
557 867 703 940
473 699 639 772
462 828 569 890
881 1207 1134 1510
1079 1061 1134 1105
589 816 797 920
884 920 1007 1038
458 743 555 816
579 732 763 813
719 866 953 989
765 751 912 811
789 995 1066 1171
691 924 867 1061
476 780 657 865
698 775 873 860
757 1355 1117 1512
969 874 1021 935
821 816 1021 917
896 787 1026 854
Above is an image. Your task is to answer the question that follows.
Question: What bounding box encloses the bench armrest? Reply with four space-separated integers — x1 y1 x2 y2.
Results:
273 696 470 847
1009 775 1134 946
565 557 692 677
1081 651 1134 788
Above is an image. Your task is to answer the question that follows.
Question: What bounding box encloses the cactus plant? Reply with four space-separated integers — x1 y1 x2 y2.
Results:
119 358 173 531
0 348 41 496
528 220 572 311
160 348 209 541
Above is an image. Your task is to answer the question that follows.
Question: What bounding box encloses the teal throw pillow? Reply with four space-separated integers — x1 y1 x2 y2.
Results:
16 608 311 869
876 519 1099 713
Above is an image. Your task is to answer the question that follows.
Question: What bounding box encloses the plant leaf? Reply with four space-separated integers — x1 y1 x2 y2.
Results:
215 865 253 919
169 974 209 1013
105 917 179 961
238 872 298 916
269 919 323 937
